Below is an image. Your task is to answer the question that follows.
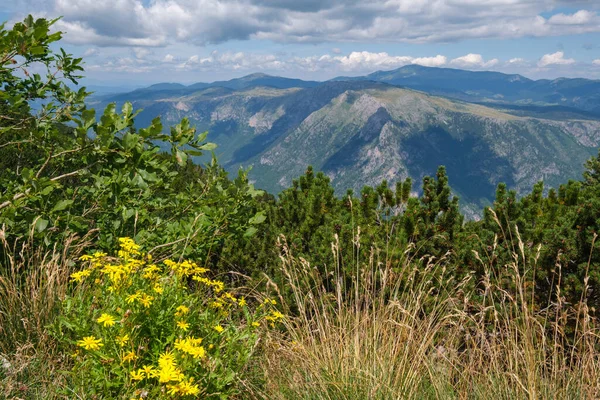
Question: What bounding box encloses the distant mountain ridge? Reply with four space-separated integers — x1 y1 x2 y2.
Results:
332 65 600 114
100 65 600 114
93 67 600 215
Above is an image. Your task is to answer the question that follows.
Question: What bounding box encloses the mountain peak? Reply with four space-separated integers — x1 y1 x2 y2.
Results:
242 72 271 79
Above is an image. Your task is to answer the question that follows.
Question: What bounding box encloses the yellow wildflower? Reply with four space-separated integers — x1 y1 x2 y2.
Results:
77 336 103 351
139 293 154 308
265 310 285 324
176 320 190 331
142 264 160 279
126 293 141 304
210 300 223 309
174 337 205 359
213 325 224 333
117 237 141 260
116 334 129 347
167 385 180 395
130 369 145 381
70 269 92 282
178 378 201 395
122 351 137 362
96 313 117 327
238 297 247 307
175 305 190 317
141 365 157 378
157 351 183 383
251 321 260 328
153 284 164 294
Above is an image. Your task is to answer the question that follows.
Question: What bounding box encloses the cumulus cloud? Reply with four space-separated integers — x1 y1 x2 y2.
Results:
548 10 595 25
450 53 499 68
70 45 600 79
133 47 151 59
159 50 450 74
412 55 447 67
332 52 413 70
177 51 285 71
83 48 98 57
537 51 575 67
5 0 600 47
87 56 155 73
293 51 448 72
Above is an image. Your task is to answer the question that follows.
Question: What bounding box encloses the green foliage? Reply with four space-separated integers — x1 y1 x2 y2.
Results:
0 16 264 267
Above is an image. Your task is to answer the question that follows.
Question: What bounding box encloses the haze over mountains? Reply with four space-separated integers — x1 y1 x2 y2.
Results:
93 65 600 215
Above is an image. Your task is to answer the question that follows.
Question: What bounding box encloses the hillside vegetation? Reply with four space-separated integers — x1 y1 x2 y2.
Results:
1 17 600 399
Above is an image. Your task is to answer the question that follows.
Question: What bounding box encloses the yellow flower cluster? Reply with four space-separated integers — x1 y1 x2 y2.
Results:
164 259 208 278
265 310 284 327
174 337 206 359
70 269 92 282
68 237 279 398
193 275 225 293
117 237 141 260
175 305 189 317
157 352 184 383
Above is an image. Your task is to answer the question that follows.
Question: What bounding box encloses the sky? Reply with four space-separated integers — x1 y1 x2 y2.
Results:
3 0 600 86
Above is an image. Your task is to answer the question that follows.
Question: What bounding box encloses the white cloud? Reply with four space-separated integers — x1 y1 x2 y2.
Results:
549 10 595 25
331 48 342 54
333 51 412 70
412 55 447 67
133 47 151 59
593 59 600 66
537 51 575 67
296 51 448 72
177 51 285 71
450 53 499 68
83 48 98 57
508 57 525 65
87 56 155 73
7 0 600 47
162 50 449 74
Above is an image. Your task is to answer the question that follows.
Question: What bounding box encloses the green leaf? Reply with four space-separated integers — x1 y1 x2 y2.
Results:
244 226 258 237
249 212 266 225
35 218 49 233
29 46 45 55
51 199 73 212
199 142 217 151
175 149 188 167
122 102 133 117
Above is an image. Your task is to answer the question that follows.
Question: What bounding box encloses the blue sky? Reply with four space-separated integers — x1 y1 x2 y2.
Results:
3 0 600 86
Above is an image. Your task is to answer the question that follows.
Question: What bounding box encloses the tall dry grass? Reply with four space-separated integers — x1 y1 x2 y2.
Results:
0 226 93 398
260 223 600 399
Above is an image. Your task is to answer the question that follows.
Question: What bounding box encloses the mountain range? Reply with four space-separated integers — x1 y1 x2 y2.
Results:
92 66 600 216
